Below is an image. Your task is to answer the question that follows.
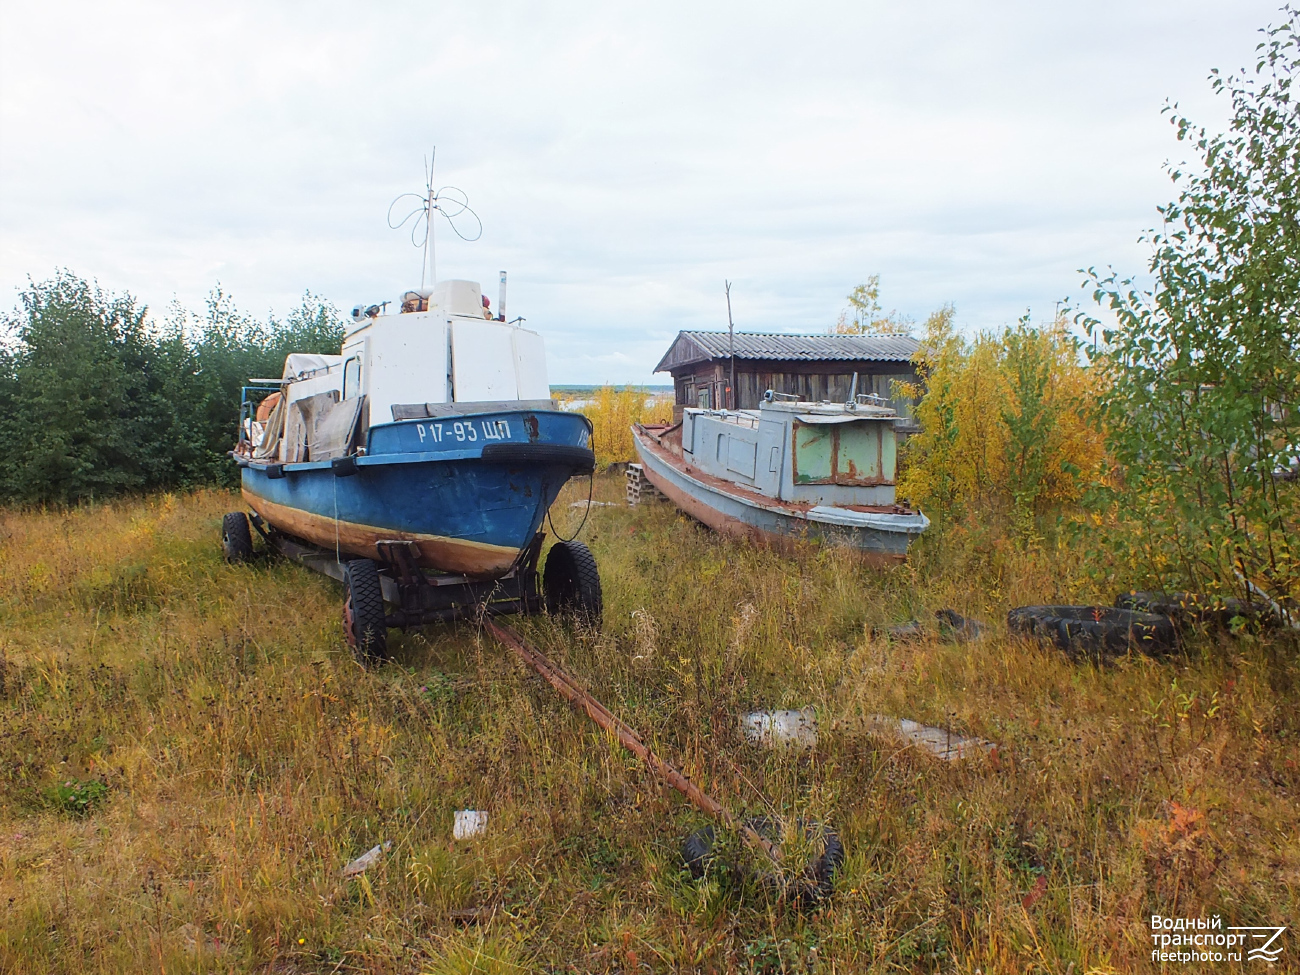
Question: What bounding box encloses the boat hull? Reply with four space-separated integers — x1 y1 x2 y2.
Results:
632 426 926 562
240 410 592 578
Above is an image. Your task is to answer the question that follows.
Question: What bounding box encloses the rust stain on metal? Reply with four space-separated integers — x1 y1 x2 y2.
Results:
482 619 781 865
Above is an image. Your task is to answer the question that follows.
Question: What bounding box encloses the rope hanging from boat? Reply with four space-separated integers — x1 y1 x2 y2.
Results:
546 472 594 543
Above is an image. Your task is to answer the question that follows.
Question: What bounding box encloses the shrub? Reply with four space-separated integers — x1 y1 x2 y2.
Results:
898 308 1105 536
1079 10 1300 604
577 386 674 467
0 274 344 503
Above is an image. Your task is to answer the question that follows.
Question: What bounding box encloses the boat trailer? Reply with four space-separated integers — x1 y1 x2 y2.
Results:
235 511 842 902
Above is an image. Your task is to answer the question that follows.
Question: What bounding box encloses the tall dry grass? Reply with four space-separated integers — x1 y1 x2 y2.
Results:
0 483 1296 972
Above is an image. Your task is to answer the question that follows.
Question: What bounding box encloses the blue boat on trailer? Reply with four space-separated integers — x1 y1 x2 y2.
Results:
224 277 601 661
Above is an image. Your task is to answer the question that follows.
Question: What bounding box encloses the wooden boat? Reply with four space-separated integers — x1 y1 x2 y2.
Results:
632 392 928 561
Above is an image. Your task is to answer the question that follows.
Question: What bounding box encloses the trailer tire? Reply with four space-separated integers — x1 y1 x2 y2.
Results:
1007 604 1177 659
343 559 388 664
680 817 844 905
544 540 602 625
221 512 255 563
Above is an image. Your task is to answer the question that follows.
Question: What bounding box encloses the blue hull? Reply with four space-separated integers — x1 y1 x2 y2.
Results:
239 409 592 578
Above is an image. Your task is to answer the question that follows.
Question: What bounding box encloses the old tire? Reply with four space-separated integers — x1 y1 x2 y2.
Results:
343 559 388 663
680 817 844 905
1115 590 1263 629
682 825 717 880
1007 605 1177 659
221 512 255 563
544 540 602 625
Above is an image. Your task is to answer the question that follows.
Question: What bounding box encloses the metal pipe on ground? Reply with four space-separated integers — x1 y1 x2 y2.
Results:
481 619 781 865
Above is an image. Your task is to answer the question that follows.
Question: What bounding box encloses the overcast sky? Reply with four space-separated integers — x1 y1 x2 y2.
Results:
0 0 1286 384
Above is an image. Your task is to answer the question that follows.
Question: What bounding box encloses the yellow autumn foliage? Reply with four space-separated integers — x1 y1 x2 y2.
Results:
574 386 674 468
898 309 1107 531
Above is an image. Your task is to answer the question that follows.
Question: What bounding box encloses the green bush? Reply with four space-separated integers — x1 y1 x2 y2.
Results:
1079 11 1300 605
0 273 344 504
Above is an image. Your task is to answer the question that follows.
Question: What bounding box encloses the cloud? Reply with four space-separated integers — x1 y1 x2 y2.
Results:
0 0 1283 382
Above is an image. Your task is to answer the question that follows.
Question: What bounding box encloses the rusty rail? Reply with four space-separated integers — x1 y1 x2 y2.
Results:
482 619 780 864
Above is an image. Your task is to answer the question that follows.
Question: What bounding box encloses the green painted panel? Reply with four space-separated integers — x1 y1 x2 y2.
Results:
836 423 881 482
792 422 834 483
880 425 897 482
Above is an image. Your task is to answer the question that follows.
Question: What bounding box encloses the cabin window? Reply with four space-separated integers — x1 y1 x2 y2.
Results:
790 421 896 485
342 356 362 399
697 386 711 410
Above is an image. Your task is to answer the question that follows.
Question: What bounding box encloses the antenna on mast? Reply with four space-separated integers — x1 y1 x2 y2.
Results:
387 150 483 287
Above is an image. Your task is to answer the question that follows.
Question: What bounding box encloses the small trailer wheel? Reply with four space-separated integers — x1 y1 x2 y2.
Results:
343 559 388 664
544 540 602 625
221 512 255 563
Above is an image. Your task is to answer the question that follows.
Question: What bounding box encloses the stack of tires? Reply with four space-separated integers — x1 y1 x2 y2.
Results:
1006 605 1177 661
1008 590 1266 661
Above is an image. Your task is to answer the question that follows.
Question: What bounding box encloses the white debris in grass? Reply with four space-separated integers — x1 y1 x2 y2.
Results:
740 708 817 748
454 809 489 840
342 840 392 878
865 715 994 762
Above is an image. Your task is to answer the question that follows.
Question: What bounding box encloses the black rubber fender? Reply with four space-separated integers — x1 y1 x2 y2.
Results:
1007 605 1177 658
481 442 595 474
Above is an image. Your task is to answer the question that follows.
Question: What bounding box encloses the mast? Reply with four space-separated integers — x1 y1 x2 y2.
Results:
423 148 437 287
725 281 736 410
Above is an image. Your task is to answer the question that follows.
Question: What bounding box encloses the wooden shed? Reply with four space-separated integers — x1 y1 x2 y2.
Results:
654 330 921 425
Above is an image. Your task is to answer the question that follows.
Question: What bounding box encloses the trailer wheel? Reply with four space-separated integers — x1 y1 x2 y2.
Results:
544 540 602 625
221 512 255 563
680 817 844 905
343 559 388 663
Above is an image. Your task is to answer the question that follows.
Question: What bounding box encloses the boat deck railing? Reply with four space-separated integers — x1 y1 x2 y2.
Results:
693 409 761 429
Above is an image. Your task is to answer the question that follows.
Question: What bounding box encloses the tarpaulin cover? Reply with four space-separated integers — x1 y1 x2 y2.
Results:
282 354 343 380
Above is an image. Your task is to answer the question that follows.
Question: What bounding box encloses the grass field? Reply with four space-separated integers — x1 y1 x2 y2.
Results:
1 479 1297 973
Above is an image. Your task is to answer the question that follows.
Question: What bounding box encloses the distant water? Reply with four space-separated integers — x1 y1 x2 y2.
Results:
552 384 673 395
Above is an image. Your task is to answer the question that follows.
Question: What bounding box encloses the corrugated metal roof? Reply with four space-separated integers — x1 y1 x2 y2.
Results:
655 330 920 373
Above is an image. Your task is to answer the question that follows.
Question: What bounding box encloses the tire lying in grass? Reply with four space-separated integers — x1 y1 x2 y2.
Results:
1007 605 1177 659
221 512 255 563
543 540 603 625
680 817 844 906
343 559 388 664
1114 591 1266 629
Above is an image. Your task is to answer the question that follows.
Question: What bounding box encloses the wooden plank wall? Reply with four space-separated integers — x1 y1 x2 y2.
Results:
671 361 918 419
